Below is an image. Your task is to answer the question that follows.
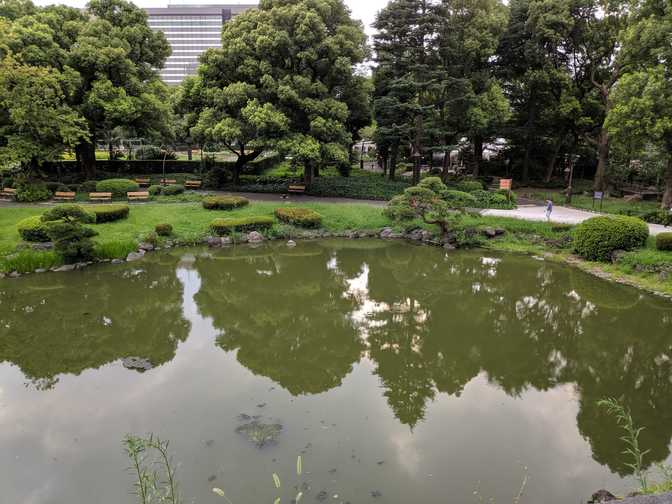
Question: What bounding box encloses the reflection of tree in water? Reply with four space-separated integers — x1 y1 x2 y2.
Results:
0 255 190 389
194 243 365 395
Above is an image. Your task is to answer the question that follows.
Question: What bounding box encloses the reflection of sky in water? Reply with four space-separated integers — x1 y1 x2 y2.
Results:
0 241 671 504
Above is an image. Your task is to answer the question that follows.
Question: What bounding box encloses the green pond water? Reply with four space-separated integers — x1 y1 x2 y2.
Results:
1 240 671 504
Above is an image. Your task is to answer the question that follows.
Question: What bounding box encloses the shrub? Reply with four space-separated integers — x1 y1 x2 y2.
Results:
46 182 70 193
41 204 95 224
469 189 516 209
161 184 185 196
79 180 98 193
641 209 672 227
155 223 173 236
456 180 484 193
17 216 53 242
89 204 130 223
148 184 163 196
275 207 322 228
210 216 274 235
444 190 477 208
384 195 418 221
134 145 177 161
16 182 51 202
203 195 249 210
96 179 140 198
574 216 649 262
656 233 672 251
46 222 98 263
306 176 409 200
496 188 517 204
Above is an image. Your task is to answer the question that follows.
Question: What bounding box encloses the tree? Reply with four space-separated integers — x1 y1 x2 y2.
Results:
607 68 672 208
0 16 88 173
189 0 367 186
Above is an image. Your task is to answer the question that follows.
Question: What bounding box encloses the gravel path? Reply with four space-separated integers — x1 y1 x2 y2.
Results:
482 204 670 236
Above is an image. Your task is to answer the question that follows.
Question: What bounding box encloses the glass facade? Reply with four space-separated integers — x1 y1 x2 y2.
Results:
146 4 257 85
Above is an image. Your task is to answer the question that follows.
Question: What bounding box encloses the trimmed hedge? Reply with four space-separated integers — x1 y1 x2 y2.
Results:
574 216 649 262
470 189 516 209
444 190 477 208
148 184 163 196
16 182 51 202
96 179 140 198
275 207 322 228
17 216 54 242
455 180 484 193
41 204 95 224
210 216 274 235
155 223 173 236
203 195 249 210
89 204 130 223
656 232 672 251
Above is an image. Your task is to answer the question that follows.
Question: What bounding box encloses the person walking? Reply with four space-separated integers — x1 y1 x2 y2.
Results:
545 199 553 222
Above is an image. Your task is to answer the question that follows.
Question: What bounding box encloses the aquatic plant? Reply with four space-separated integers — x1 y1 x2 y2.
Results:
123 434 181 504
598 398 650 492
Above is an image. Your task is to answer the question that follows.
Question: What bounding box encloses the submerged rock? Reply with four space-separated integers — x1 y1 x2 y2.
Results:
235 419 282 448
287 240 297 248
126 251 145 262
138 242 155 252
122 357 153 372
248 231 264 243
589 490 617 503
53 264 76 272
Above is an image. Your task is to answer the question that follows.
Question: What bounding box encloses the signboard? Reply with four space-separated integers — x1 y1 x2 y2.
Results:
499 179 513 190
592 191 604 210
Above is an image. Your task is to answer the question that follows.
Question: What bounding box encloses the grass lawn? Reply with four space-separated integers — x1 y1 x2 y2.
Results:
530 191 662 215
2 200 670 297
0 201 394 272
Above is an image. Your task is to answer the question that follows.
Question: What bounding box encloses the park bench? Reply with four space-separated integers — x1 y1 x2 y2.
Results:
54 191 76 202
288 184 306 194
89 192 112 202
621 183 661 201
135 178 151 187
0 187 17 200
160 179 177 185
128 191 150 202
184 180 202 189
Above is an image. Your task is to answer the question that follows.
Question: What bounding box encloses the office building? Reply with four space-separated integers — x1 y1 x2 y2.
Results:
146 3 257 85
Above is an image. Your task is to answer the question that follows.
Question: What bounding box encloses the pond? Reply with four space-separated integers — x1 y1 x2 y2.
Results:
1 240 671 504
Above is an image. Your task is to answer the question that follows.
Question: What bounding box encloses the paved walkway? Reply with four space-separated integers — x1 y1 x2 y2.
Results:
482 204 670 236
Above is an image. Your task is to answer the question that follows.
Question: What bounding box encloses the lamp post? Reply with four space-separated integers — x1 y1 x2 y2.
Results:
564 154 579 204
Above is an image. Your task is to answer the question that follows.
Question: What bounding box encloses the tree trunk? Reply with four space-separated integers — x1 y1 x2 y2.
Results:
442 149 450 181
108 142 114 160
522 143 531 184
313 164 320 178
304 161 314 185
389 144 398 180
473 136 483 177
76 141 96 179
662 154 672 209
233 157 245 186
187 148 192 161
522 93 537 184
594 129 609 191
544 137 564 183
412 159 420 185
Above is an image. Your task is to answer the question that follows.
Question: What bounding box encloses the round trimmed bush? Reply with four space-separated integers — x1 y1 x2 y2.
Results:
95 179 140 198
17 216 54 242
444 190 477 208
210 216 274 235
656 232 672 251
148 184 163 196
161 184 185 196
573 216 649 262
203 195 249 210
89 204 130 223
155 223 173 236
275 207 322 228
456 180 484 193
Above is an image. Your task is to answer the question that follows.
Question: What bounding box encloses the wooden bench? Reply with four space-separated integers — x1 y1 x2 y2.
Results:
288 185 306 194
184 180 202 189
54 191 76 201
128 191 150 202
89 192 112 202
135 178 151 187
0 188 17 200
160 179 177 185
